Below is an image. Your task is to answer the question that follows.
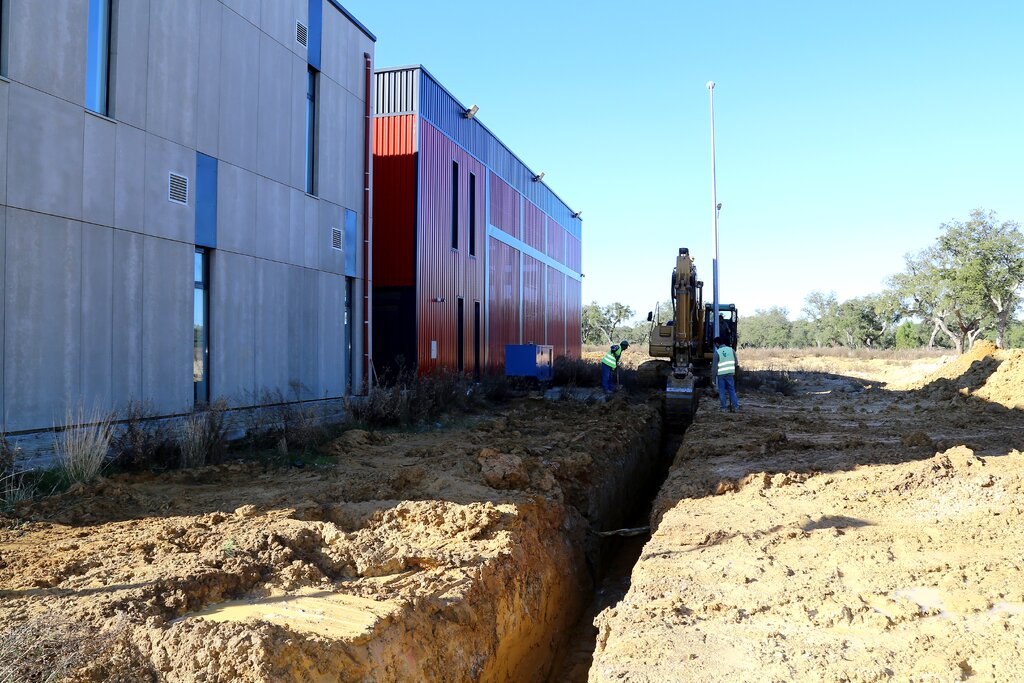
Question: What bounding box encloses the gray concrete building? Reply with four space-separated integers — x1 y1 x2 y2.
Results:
0 0 375 433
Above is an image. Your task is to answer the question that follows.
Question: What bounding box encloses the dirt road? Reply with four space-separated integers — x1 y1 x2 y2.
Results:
592 345 1024 682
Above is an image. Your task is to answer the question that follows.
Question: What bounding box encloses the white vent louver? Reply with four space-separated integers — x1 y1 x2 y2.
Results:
331 228 343 251
296 21 308 47
168 172 189 205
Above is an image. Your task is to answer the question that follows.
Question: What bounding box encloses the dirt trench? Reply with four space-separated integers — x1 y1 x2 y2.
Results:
590 350 1024 682
0 398 665 682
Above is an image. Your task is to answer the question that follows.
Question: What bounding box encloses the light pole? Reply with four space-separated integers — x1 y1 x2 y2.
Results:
707 80 720 340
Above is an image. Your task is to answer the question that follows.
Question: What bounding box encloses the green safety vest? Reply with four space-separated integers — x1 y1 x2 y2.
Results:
716 346 736 375
602 347 622 369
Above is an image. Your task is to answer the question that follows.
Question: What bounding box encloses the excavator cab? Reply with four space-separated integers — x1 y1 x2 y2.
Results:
704 304 738 351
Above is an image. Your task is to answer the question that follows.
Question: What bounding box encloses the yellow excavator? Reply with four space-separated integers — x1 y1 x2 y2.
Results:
645 248 738 430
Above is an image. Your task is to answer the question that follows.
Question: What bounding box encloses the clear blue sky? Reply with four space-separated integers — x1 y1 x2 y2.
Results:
346 0 1024 321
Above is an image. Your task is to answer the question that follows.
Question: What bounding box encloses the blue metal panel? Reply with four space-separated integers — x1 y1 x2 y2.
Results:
504 344 553 380
344 208 358 276
195 152 218 248
307 0 322 71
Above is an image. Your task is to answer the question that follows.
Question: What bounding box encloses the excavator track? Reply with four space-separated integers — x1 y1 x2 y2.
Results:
664 375 697 432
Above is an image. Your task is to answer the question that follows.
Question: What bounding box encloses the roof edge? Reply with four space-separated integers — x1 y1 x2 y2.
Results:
326 0 376 42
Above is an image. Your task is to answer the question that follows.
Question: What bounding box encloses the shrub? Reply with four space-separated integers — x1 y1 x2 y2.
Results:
54 407 114 486
553 356 601 388
109 402 177 471
177 399 229 469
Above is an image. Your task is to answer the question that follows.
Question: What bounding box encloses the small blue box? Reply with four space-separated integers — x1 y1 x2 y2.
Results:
505 344 554 381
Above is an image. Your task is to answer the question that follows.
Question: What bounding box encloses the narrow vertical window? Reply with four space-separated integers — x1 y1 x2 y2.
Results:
468 172 477 256
85 0 113 115
0 0 10 77
194 249 210 404
451 161 459 249
305 67 318 195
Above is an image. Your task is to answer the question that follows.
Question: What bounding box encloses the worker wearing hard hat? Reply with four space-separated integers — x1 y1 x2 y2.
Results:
600 340 629 393
714 336 739 412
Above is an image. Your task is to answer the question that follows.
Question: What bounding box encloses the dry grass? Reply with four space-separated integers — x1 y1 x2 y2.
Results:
54 407 114 487
739 347 951 362
0 615 125 683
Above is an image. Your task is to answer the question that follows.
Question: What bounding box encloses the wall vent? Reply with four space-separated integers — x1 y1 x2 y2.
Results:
296 21 308 47
168 172 189 205
331 227 343 251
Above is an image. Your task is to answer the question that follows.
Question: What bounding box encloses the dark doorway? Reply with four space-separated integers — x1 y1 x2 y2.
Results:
457 297 465 373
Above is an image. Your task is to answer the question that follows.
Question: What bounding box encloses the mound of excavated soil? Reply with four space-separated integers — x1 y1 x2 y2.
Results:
0 399 659 682
592 353 1024 683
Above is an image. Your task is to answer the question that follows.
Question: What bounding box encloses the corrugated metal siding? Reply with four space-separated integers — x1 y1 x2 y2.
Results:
374 69 418 115
489 171 520 238
372 115 417 287
545 267 566 358
416 119 485 373
545 216 565 264
523 200 544 251
522 254 544 345
564 277 582 358
488 237 520 369
566 233 581 272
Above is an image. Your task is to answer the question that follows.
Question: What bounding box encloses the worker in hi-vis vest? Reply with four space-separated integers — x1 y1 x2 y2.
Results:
714 336 739 412
600 340 629 393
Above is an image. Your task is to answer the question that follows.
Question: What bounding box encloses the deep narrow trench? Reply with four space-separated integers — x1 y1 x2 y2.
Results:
547 427 687 682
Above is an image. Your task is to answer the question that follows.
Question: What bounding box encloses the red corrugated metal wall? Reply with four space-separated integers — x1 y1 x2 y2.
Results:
489 172 520 238
566 233 582 272
523 201 544 251
416 120 485 373
522 254 544 345
372 115 417 287
565 276 582 356
488 237 520 368
545 216 565 265
545 266 566 358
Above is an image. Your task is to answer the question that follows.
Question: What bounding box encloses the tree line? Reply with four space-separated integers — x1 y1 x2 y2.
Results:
584 209 1024 353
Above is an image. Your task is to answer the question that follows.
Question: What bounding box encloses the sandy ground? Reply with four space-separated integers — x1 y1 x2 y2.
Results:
0 399 659 682
591 343 1024 682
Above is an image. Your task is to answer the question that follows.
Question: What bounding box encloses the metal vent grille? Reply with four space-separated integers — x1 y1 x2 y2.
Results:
168 173 189 205
296 21 308 47
331 228 343 251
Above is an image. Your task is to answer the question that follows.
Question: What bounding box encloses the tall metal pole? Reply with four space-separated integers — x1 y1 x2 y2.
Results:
707 81 720 340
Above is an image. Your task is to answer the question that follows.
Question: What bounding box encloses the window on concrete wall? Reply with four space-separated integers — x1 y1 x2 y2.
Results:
305 66 319 195
85 0 113 115
451 161 459 250
194 248 210 404
0 0 10 77
469 172 477 256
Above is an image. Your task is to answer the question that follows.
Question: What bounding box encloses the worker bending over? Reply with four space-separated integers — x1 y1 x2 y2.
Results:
600 340 629 393
714 336 739 412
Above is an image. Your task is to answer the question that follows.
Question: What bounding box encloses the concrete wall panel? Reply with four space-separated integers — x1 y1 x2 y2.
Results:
217 162 257 255
255 259 289 396
7 0 87 104
81 224 113 411
142 237 192 415
344 91 364 212
318 271 345 397
0 83 9 206
4 209 82 431
317 199 343 274
260 0 307 59
256 35 294 185
316 76 345 206
211 250 256 404
288 266 319 400
147 0 200 148
83 114 117 227
218 10 260 172
196 0 223 157
303 194 319 269
255 176 290 263
111 229 144 410
144 133 195 242
0 211 5 423
222 0 261 26
7 84 84 220
320 5 348 88
288 55 308 190
112 0 151 128
288 187 306 266
114 124 146 233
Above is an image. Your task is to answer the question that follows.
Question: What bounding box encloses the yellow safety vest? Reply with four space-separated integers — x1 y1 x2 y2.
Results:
716 346 736 375
602 348 621 369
